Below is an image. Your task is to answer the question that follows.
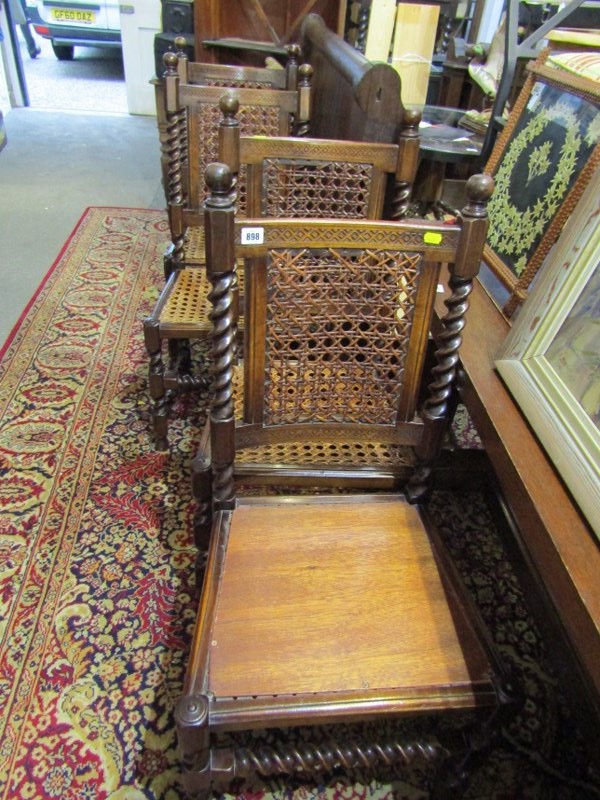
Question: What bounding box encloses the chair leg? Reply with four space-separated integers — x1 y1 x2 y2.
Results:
163 244 176 280
176 695 213 800
405 461 433 503
143 318 170 451
432 673 521 799
175 338 194 377
191 452 213 582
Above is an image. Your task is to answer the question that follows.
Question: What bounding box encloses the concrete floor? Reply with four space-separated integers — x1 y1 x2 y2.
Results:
0 108 164 346
0 33 164 347
20 36 128 114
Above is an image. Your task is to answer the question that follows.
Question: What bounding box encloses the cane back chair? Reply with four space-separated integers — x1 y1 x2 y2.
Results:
189 105 421 503
220 96 421 223
144 59 311 450
144 92 419 451
154 40 309 213
175 163 515 799
159 50 312 278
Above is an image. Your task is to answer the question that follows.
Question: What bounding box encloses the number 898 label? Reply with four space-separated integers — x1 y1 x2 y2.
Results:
240 227 264 245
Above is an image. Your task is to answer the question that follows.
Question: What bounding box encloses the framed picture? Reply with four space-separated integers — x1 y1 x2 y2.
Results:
495 169 600 540
482 49 600 318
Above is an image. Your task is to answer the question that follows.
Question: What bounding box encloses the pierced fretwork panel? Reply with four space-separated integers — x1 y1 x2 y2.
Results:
202 78 277 89
263 248 422 425
262 159 374 218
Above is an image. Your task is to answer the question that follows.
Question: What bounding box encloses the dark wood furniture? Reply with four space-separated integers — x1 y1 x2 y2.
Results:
145 57 308 450
154 40 307 206
176 163 514 799
300 13 405 145
191 125 424 531
193 0 347 65
436 273 600 756
157 49 310 277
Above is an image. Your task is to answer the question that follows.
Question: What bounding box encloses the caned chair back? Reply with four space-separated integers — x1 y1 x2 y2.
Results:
181 85 298 212
232 134 399 220
160 53 310 270
203 163 494 504
154 42 309 197
219 101 421 223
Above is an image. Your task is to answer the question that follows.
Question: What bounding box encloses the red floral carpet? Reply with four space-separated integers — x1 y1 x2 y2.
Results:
0 208 598 800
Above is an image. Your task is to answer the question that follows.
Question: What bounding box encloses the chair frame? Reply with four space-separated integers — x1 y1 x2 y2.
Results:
144 64 311 450
220 106 422 223
160 52 311 276
187 108 421 522
175 163 516 799
154 39 308 207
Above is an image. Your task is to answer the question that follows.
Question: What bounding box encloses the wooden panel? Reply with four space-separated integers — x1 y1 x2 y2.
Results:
391 4 440 107
300 13 403 144
194 0 346 63
208 498 493 698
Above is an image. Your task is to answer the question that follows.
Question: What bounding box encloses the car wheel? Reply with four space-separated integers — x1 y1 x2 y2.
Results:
52 43 74 60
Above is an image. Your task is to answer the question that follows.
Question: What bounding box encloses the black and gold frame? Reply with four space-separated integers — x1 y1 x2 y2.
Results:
482 49 600 318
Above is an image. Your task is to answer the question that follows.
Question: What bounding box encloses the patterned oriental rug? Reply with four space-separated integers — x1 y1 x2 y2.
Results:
0 208 599 800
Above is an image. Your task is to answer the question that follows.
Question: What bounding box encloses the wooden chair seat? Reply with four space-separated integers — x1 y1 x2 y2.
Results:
176 165 516 799
195 495 497 706
156 269 213 335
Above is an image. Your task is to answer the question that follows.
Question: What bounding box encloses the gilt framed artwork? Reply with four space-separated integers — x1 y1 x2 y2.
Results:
495 170 600 540
483 49 600 318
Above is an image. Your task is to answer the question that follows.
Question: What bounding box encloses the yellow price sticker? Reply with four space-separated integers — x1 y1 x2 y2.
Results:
423 231 443 245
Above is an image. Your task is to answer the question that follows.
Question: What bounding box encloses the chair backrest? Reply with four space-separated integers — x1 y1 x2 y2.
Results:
180 85 298 209
184 44 300 91
219 97 421 221
159 52 311 268
203 162 494 506
154 40 306 149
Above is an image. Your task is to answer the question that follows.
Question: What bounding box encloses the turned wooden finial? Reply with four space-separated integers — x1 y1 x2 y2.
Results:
298 62 313 85
205 162 234 206
286 43 301 63
219 94 240 121
402 107 422 132
463 174 495 218
174 35 187 52
163 50 178 74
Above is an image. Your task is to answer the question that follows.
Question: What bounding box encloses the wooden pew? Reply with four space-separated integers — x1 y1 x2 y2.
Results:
300 12 404 144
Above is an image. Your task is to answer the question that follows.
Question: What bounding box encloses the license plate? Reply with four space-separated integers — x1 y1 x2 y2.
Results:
50 7 96 24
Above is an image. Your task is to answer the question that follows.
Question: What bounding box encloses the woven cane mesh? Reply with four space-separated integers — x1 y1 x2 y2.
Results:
183 226 205 264
194 100 283 210
231 369 415 467
262 248 422 426
159 269 212 330
263 159 373 218
194 101 221 197
239 440 415 467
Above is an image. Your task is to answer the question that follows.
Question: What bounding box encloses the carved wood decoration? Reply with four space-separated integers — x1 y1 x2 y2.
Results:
194 0 346 64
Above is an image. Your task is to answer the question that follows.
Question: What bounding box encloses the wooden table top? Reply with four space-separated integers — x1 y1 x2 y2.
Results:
437 271 600 737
